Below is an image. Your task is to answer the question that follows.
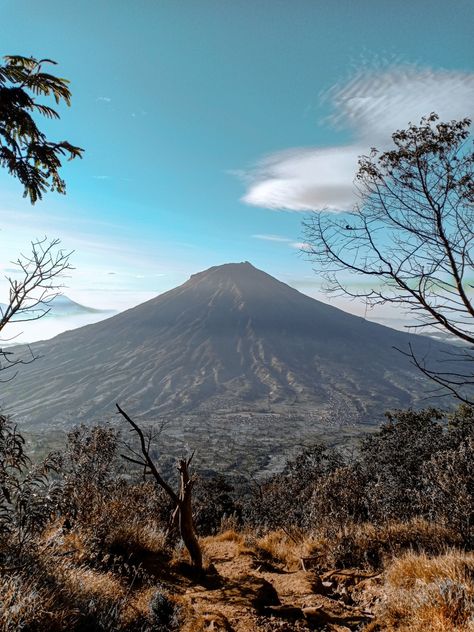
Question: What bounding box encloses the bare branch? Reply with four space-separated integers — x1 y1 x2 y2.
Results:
303 114 474 402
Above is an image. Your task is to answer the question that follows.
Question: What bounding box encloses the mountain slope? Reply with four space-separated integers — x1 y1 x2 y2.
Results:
0 262 449 431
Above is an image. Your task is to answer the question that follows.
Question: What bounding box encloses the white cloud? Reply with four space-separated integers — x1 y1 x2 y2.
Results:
290 242 311 251
241 66 474 212
243 145 362 211
251 234 311 251
96 96 111 102
327 66 474 143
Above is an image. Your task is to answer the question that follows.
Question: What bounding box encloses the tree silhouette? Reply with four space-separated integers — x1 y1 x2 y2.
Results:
303 114 474 403
0 55 83 203
116 404 203 571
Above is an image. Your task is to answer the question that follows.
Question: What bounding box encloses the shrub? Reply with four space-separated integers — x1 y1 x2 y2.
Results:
357 408 446 523
242 444 342 530
193 474 239 535
317 519 461 571
0 413 62 561
421 437 474 546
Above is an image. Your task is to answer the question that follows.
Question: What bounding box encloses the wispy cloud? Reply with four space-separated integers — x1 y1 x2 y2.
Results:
251 233 310 251
96 96 112 102
240 65 474 212
251 234 293 242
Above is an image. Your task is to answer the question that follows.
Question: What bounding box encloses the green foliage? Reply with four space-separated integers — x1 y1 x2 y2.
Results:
60 425 120 522
194 474 239 535
0 55 83 203
358 408 446 522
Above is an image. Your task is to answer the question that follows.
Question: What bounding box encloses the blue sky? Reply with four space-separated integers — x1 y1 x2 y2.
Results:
1 1 473 340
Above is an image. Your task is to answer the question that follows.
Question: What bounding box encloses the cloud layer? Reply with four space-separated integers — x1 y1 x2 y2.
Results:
241 66 474 212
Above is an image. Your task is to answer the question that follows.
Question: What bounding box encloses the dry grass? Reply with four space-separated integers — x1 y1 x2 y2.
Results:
213 529 246 543
252 529 321 570
2 522 473 631
315 518 461 570
0 559 129 631
376 550 474 631
0 572 60 632
0 520 173 631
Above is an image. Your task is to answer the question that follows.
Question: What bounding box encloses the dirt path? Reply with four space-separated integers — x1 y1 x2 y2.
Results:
180 535 379 631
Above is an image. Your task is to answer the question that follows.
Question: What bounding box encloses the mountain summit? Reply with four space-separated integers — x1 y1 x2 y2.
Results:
3 262 441 429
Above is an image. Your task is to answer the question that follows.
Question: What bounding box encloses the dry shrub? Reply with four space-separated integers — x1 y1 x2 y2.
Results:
317 519 461 571
0 557 141 631
377 550 474 631
213 528 245 543
70 483 171 575
0 572 60 632
253 529 321 570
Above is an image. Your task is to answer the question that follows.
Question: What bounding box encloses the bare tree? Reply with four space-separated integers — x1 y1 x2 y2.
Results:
116 404 203 571
0 238 72 378
303 114 474 403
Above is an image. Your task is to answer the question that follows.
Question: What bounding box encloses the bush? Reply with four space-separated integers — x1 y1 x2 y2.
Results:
193 474 240 535
240 406 474 549
319 519 461 571
242 444 342 530
421 437 474 546
357 408 446 522
0 413 62 562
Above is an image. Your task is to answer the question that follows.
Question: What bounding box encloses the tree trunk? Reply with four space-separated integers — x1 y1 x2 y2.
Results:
116 405 203 571
178 458 202 570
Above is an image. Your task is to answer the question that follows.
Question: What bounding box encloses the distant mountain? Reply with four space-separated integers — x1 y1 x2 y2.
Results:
0 295 104 320
44 295 104 317
0 263 457 437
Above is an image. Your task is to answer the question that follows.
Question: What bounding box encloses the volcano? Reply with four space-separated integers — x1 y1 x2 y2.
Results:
1 262 446 431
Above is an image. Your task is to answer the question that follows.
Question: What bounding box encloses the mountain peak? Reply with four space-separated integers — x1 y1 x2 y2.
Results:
189 261 257 279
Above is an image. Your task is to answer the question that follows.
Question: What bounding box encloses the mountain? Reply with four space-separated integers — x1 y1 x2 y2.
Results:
44 295 105 317
0 295 104 320
0 262 456 471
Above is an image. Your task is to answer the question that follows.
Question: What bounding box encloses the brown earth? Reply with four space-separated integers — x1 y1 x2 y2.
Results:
176 533 380 631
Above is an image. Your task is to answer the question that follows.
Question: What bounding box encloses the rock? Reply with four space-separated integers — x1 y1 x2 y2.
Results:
252 577 281 612
201 612 233 631
303 605 374 626
264 604 304 619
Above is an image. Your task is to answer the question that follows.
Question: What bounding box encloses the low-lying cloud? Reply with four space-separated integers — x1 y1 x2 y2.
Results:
240 66 474 212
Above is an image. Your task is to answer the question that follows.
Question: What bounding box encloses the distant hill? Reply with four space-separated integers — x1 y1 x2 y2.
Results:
44 295 104 317
0 294 104 320
1 263 458 442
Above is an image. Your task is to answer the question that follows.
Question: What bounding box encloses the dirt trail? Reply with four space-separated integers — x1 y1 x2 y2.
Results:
181 536 379 631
